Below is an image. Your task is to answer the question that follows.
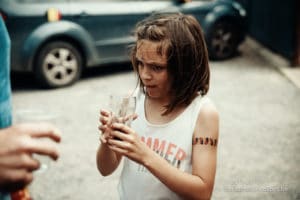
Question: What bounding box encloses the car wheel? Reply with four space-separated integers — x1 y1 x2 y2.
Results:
207 21 240 60
35 41 82 88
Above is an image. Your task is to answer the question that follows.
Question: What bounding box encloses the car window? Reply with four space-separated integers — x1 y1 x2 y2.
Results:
62 0 170 2
17 0 211 2
17 0 212 2
17 0 69 2
67 0 139 2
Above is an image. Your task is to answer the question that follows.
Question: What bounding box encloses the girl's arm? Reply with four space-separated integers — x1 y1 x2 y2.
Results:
108 103 219 199
96 110 122 176
96 142 122 176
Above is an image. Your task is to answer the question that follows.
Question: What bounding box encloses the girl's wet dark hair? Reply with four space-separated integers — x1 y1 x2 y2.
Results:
131 12 210 115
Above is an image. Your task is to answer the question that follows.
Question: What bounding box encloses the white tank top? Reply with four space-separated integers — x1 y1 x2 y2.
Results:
118 89 209 200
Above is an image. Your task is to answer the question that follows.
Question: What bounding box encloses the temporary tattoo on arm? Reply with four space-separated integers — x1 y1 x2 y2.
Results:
192 137 218 146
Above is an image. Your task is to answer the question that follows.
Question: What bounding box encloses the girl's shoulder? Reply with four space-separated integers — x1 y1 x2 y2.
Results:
191 93 214 110
199 100 218 119
194 96 219 137
192 94 218 124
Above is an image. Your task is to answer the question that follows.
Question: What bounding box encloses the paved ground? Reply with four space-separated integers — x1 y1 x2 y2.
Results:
11 37 300 200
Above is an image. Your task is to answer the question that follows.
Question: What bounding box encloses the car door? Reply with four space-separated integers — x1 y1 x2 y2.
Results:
69 0 174 63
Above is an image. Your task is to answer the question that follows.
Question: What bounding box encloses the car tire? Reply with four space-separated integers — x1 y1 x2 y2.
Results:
207 21 241 60
35 41 82 88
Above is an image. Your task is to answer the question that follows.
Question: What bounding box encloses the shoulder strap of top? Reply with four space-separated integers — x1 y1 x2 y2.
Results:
132 86 143 99
190 95 210 134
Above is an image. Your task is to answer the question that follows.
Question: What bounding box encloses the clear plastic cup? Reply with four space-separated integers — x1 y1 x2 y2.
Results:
109 94 136 126
14 109 60 173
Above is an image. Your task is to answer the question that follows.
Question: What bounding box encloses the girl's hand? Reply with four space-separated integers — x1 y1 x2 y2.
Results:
98 109 113 144
107 122 152 165
98 109 138 144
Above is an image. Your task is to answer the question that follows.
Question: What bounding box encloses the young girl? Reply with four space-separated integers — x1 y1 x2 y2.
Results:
97 13 219 200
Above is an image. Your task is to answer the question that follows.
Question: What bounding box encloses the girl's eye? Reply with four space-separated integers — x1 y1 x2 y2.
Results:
137 60 143 67
152 65 164 72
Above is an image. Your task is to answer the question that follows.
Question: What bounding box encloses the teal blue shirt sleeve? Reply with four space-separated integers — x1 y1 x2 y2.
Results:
0 192 11 200
0 17 12 128
0 16 12 128
0 16 12 200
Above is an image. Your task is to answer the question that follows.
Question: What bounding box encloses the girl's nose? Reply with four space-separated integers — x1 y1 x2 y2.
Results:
140 66 152 80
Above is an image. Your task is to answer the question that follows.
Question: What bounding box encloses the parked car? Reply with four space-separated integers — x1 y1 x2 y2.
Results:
0 0 247 88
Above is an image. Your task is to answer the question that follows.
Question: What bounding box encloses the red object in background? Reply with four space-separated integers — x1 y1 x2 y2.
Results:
10 188 32 200
47 8 62 22
0 11 7 21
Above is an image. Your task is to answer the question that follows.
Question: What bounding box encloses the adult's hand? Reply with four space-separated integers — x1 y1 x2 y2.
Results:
0 123 61 192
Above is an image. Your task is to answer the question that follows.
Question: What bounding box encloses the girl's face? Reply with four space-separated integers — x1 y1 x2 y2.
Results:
136 40 171 101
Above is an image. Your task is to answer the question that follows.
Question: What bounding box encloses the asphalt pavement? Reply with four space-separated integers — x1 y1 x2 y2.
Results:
11 37 300 200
